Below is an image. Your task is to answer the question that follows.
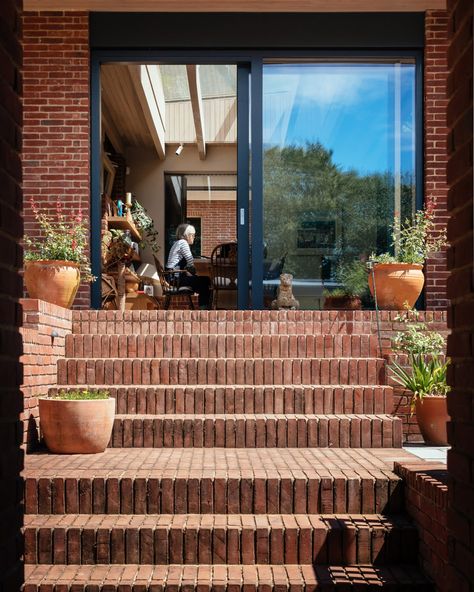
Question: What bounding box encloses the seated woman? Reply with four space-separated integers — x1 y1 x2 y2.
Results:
166 223 211 308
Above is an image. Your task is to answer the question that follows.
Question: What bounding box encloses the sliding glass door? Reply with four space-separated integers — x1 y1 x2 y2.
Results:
261 61 417 309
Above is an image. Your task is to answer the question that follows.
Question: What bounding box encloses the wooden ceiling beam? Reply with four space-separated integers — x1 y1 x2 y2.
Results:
24 0 446 11
186 65 206 161
101 103 125 155
128 65 166 160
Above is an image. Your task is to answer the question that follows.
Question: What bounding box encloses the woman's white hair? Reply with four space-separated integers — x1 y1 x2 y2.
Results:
176 223 196 240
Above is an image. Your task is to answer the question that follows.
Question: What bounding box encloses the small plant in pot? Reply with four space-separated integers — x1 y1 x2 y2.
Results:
368 202 447 310
323 259 368 310
24 200 95 308
389 308 450 445
39 389 115 454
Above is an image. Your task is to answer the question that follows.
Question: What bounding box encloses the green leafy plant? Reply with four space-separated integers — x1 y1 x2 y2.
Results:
389 306 449 412
130 201 160 253
48 389 110 400
24 199 95 282
324 259 369 298
370 201 447 265
390 355 450 412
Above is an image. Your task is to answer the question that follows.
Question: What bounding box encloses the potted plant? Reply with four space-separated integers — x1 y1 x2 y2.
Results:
323 259 368 310
389 308 450 445
368 202 447 309
24 200 95 308
39 389 115 453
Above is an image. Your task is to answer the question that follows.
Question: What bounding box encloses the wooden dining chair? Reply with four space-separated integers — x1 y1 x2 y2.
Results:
153 255 195 310
210 242 238 309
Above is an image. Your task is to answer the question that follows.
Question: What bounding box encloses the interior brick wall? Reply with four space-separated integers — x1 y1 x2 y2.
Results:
20 299 72 451
0 0 24 588
22 11 91 309
187 200 237 257
395 462 449 591
425 10 450 311
445 0 474 589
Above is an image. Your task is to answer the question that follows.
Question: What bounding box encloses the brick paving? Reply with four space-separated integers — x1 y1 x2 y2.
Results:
24 311 434 589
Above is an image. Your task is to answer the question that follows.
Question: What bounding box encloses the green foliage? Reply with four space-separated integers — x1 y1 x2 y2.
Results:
48 389 110 400
263 142 416 281
372 202 448 265
390 355 450 412
392 307 446 357
334 259 369 298
24 199 94 282
131 201 160 253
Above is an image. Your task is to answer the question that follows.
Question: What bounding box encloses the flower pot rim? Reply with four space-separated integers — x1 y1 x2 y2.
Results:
415 393 448 400
39 396 114 402
373 262 424 270
26 259 80 267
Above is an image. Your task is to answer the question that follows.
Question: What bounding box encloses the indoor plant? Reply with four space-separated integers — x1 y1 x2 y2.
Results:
39 389 115 454
368 202 447 309
389 308 450 445
323 259 368 310
24 199 95 308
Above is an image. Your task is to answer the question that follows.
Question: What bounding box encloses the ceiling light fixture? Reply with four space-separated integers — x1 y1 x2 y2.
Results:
175 144 184 156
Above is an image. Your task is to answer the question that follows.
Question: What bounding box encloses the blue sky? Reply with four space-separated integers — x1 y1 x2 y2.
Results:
263 63 416 176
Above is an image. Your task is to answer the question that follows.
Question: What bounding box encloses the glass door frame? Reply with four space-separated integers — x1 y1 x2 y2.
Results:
90 50 422 310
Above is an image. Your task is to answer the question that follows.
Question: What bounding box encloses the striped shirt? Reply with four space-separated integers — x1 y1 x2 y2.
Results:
166 239 194 270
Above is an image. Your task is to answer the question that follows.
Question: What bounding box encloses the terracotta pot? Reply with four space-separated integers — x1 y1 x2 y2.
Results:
24 260 80 309
39 397 115 454
368 263 424 310
415 395 449 445
323 295 362 310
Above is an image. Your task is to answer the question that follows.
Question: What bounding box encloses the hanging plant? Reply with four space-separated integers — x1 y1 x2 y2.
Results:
130 200 160 253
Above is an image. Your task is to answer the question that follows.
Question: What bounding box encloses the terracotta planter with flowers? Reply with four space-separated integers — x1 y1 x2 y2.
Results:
24 260 81 309
24 199 94 309
369 202 447 310
368 263 424 310
39 390 114 454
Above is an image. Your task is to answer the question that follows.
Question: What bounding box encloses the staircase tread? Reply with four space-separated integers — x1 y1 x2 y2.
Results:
24 512 415 527
113 412 398 419
24 563 433 588
24 447 417 478
52 384 394 389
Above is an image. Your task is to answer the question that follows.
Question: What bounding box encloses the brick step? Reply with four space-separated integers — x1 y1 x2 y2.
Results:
25 448 410 515
72 309 420 336
110 414 402 449
65 334 380 359
24 513 417 566
50 385 394 415
57 358 385 386
24 564 434 591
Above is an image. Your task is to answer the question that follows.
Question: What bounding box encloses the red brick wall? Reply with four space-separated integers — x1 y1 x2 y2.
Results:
187 200 237 257
20 299 72 451
0 0 24 588
425 11 450 311
445 0 474 589
395 462 449 591
23 11 91 308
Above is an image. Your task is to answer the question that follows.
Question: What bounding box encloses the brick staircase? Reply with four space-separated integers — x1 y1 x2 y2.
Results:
24 310 433 590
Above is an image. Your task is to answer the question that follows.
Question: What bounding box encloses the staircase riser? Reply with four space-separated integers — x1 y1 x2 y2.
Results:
50 386 393 415
25 477 403 516
110 416 402 449
72 309 398 336
24 522 417 566
65 334 380 359
57 359 385 386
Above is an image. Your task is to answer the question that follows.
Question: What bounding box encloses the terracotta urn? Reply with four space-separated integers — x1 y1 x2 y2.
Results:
39 397 115 454
368 263 424 310
415 395 449 445
323 295 362 310
24 260 80 309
